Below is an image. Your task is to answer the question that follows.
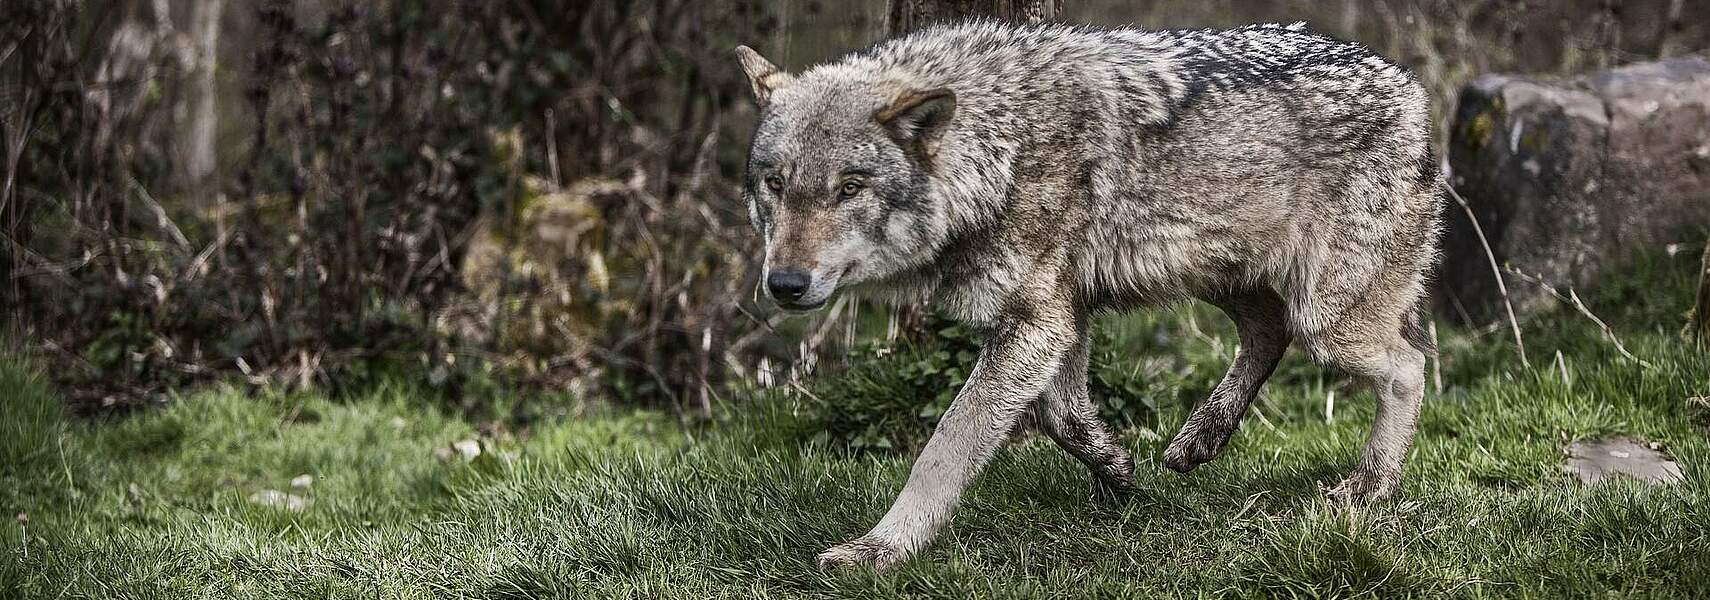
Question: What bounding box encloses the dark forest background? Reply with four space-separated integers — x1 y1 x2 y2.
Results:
3 0 1706 415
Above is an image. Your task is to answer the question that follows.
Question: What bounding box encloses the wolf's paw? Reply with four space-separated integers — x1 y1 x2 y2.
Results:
1090 454 1138 500
1162 428 1227 473
817 536 905 571
1325 471 1399 504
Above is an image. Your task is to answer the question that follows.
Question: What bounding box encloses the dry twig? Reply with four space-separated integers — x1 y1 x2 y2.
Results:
1689 238 1710 347
1444 169 1529 369
1502 265 1654 369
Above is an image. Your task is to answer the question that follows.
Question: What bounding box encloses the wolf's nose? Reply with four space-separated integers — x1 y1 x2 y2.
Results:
766 269 811 302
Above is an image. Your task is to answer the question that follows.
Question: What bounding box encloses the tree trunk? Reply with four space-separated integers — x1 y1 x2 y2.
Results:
184 0 223 187
887 0 1062 36
1690 238 1710 346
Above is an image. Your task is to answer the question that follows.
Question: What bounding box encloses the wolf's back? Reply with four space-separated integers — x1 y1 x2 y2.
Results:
848 20 1428 143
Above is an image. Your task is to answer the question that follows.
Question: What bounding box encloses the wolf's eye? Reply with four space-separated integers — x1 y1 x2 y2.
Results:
838 180 864 199
764 175 784 193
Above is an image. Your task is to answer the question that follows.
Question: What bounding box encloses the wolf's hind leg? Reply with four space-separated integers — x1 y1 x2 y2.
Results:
1313 314 1428 503
1036 327 1136 493
1163 289 1291 473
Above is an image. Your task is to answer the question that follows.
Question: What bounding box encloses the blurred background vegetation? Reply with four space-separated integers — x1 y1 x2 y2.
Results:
2 0 1705 420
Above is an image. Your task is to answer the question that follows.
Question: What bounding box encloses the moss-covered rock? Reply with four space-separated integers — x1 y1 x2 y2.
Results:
1442 56 1710 319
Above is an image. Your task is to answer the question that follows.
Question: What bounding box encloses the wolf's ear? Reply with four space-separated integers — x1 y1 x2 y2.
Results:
876 88 957 154
735 45 794 106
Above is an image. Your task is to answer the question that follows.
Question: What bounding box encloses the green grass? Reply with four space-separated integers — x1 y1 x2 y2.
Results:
4 251 1710 598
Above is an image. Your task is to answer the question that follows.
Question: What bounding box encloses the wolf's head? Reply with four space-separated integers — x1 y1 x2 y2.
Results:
735 46 955 311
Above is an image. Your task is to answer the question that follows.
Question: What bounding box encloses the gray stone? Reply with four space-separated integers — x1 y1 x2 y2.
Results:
1565 437 1684 486
247 489 311 512
1441 56 1710 319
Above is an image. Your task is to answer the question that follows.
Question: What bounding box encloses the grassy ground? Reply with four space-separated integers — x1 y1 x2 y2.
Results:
4 252 1709 598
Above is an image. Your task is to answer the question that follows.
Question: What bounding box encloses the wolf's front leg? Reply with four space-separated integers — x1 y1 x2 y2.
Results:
817 306 1077 570
1036 325 1136 495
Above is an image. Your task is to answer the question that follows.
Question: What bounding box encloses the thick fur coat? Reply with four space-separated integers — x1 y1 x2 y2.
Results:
737 19 1442 570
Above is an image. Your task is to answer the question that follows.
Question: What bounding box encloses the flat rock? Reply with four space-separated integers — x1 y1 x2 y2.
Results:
1565 437 1684 486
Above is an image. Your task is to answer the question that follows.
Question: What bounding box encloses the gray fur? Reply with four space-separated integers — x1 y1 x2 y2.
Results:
737 19 1442 570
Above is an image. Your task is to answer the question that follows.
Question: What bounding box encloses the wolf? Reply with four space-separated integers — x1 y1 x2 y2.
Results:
735 19 1441 570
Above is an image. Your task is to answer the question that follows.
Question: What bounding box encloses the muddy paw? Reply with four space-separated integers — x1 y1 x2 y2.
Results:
816 537 905 571
1091 455 1138 500
1325 471 1399 504
1162 430 1226 473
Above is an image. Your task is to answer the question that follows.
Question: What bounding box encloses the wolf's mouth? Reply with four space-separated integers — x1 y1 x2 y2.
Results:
776 298 829 312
